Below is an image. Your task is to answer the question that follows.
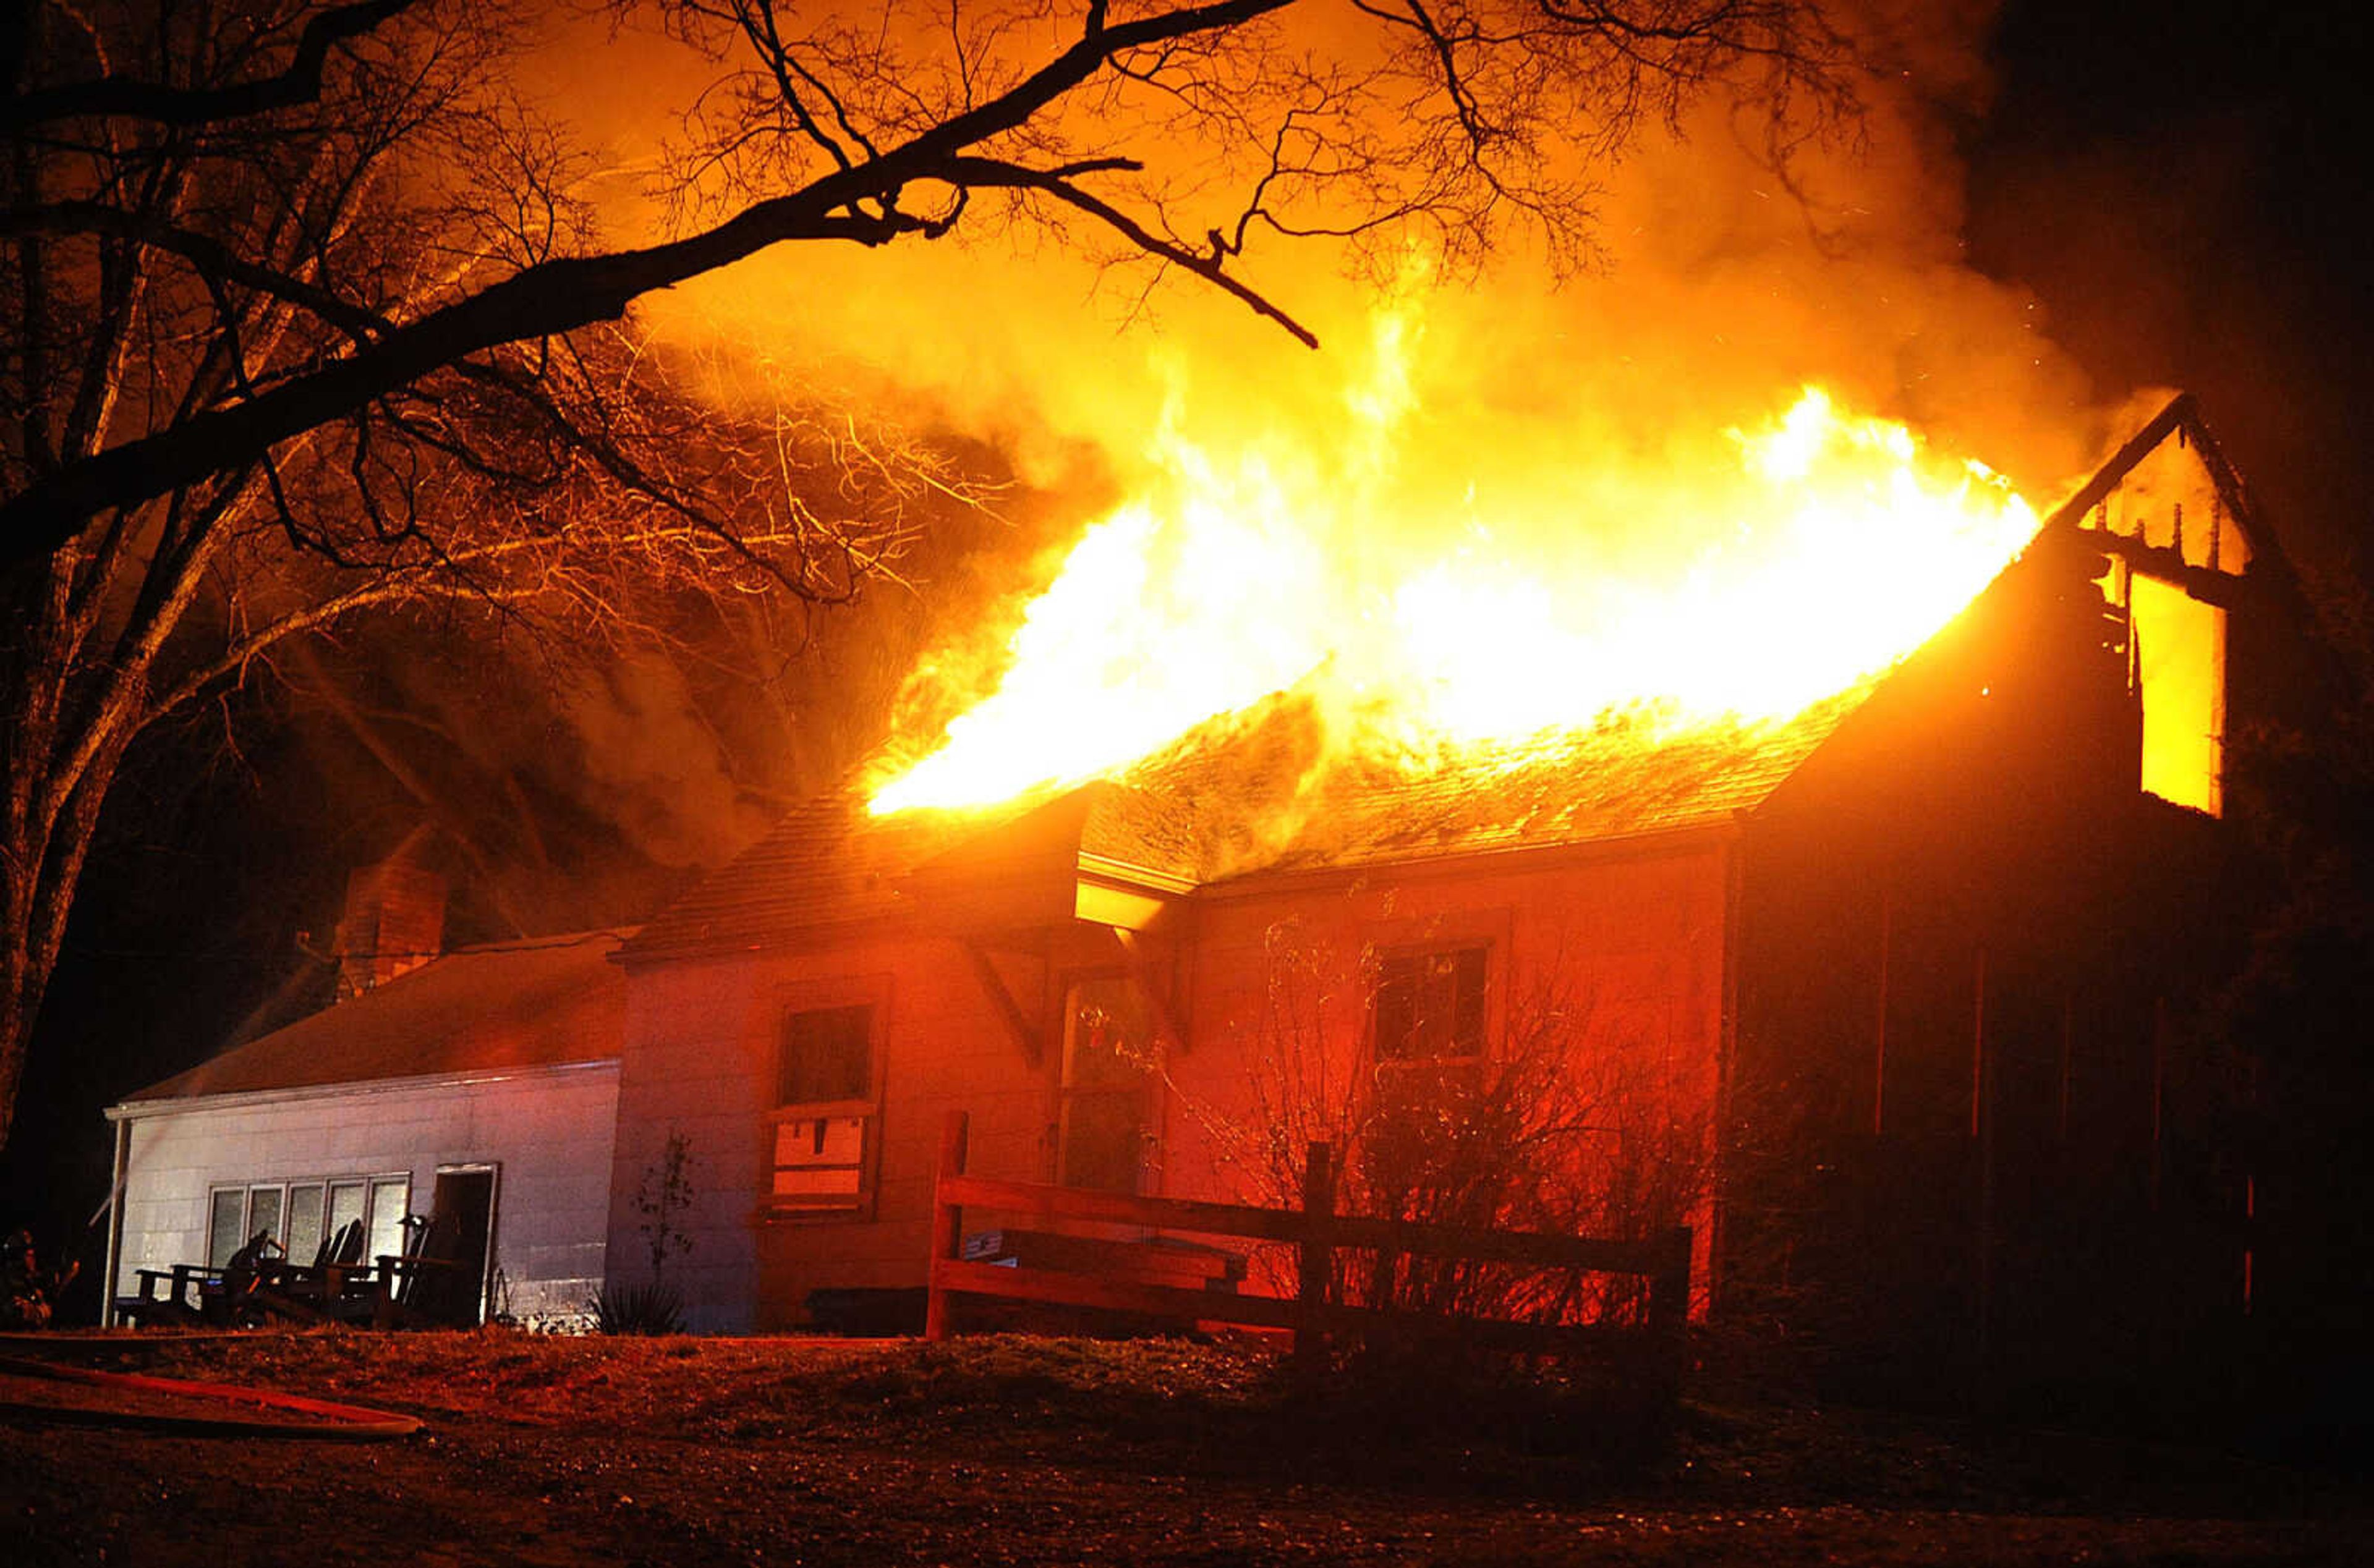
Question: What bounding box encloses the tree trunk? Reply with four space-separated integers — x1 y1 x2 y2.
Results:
0 841 57 1154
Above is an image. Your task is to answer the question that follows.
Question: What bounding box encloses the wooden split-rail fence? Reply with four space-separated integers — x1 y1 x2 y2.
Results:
924 1110 1691 1389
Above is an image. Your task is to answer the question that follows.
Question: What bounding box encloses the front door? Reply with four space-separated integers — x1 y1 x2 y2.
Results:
1058 976 1155 1192
426 1166 498 1325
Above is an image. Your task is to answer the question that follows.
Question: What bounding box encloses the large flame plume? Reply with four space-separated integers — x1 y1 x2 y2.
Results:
532 4 2119 849
868 315 2041 816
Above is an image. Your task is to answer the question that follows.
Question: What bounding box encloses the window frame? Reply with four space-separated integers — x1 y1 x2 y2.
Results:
759 978 891 1223
203 1171 412 1271
1366 934 1500 1069
283 1180 327 1266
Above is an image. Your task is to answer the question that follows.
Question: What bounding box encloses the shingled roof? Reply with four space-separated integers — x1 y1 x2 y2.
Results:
121 931 628 1105
1115 690 1861 879
615 686 1862 966
615 790 1051 965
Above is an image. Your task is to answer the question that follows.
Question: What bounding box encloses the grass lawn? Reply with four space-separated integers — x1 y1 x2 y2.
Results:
2 1331 2365 1566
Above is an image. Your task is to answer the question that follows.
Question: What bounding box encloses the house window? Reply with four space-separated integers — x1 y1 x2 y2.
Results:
2127 572 2226 816
1373 945 1490 1062
778 1004 872 1104
1060 976 1156 1193
285 1182 325 1264
247 1187 283 1257
769 1003 877 1214
367 1176 411 1265
206 1189 248 1269
328 1180 368 1252
205 1174 410 1269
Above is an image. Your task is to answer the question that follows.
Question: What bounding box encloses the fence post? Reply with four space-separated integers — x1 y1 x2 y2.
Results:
923 1109 970 1342
1294 1140 1336 1379
1646 1225 1693 1403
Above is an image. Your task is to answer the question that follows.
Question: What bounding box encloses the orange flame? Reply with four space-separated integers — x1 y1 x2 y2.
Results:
870 366 2040 816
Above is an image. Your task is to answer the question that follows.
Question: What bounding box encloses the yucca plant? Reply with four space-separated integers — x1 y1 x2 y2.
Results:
589 1280 686 1336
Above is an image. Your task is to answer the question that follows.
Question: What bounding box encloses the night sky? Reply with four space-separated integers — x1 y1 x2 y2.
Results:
1966 2 2374 574
6 0 2372 1321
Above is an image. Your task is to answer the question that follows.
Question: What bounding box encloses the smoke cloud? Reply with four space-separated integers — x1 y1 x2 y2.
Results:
522 0 2143 844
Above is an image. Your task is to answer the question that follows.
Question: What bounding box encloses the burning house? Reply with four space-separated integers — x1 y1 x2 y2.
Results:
95 388 2292 1376
602 390 2293 1379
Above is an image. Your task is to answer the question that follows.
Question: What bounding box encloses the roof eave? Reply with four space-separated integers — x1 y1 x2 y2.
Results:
1076 850 1199 897
1194 819 1745 904
107 1054 619 1122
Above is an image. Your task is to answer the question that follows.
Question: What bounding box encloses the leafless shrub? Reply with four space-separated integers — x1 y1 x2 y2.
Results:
1187 925 1710 1329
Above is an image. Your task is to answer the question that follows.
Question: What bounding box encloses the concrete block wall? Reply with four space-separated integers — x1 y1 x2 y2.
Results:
611 935 1057 1333
112 1062 619 1328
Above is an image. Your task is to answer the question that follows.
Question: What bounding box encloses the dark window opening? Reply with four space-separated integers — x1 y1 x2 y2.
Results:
771 1002 877 1214
1374 945 1489 1062
777 1004 874 1106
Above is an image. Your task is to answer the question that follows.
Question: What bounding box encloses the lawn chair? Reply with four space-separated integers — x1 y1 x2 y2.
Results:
252 1218 375 1324
175 1229 279 1327
373 1212 472 1328
124 1261 218 1327
125 1221 371 1329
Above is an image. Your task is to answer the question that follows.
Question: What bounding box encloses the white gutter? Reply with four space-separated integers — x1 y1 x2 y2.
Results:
104 1055 618 1124
100 1114 129 1328
1075 851 1199 897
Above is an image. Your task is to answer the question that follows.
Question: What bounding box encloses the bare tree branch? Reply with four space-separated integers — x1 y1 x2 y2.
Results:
941 152 1317 346
1 0 1307 567
1 0 423 130
0 0 1855 1152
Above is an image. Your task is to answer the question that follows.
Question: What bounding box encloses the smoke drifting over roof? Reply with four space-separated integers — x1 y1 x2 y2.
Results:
487 1 2140 876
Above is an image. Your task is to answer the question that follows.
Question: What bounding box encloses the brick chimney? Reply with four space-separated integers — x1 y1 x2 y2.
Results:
334 832 448 1001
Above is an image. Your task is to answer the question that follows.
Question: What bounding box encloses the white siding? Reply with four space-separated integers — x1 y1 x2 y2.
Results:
611 957 764 1334
112 1063 618 1328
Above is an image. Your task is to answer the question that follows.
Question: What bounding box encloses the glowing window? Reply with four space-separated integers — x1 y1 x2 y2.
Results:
2129 573 2226 816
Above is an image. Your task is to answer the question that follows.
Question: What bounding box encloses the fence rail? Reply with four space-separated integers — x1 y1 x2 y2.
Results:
922 1110 1691 1387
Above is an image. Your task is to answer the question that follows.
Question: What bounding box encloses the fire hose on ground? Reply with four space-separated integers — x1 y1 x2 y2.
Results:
0 1350 423 1439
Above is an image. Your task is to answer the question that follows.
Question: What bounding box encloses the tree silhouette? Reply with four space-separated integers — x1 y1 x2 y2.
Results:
0 0 1850 1146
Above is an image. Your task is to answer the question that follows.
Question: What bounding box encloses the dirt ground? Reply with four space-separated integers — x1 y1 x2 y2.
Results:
1 1331 2365 1566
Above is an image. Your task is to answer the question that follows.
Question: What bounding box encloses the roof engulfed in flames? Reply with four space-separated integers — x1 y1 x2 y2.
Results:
869 380 2043 820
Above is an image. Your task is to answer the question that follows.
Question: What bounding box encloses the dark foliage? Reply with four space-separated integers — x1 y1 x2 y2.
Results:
589 1278 687 1336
